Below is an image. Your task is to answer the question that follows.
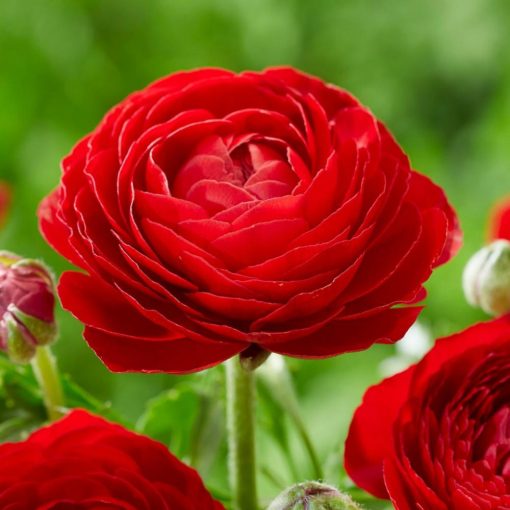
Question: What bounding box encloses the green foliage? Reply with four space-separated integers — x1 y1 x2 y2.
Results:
138 384 202 458
0 353 126 442
137 372 226 473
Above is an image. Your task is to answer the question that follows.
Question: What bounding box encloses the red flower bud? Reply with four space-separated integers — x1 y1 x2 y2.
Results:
0 183 10 228
0 251 57 363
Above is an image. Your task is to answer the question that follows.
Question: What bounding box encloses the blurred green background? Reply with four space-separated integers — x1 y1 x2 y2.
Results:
1 0 510 507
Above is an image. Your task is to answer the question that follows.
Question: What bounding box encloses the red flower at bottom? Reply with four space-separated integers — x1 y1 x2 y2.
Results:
0 410 224 509
345 317 510 509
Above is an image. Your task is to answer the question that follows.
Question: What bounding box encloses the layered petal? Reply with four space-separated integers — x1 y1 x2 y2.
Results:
345 317 510 509
0 410 224 509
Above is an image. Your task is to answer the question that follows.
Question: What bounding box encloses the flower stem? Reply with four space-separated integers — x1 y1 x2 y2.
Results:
31 346 64 421
226 356 258 510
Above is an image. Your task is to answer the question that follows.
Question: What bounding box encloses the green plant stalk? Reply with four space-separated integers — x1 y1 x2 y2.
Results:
259 357 323 481
31 346 64 421
292 410 324 481
226 357 258 510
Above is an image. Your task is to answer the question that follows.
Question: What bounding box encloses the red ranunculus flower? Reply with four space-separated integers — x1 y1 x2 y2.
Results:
345 317 510 509
489 195 510 241
0 409 224 509
39 67 461 373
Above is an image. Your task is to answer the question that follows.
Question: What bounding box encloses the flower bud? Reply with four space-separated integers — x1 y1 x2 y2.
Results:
0 251 57 363
462 239 510 316
267 482 362 510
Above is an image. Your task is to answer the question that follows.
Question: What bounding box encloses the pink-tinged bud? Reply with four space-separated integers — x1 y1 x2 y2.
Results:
0 251 57 363
0 183 10 228
267 482 362 510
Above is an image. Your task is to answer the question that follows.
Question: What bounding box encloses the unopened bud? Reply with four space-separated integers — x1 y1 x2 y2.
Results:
267 482 362 510
0 251 57 363
463 239 510 316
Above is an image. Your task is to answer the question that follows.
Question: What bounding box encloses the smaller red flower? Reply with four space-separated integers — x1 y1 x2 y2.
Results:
0 252 57 363
0 182 10 228
0 409 224 509
345 317 510 509
488 195 510 241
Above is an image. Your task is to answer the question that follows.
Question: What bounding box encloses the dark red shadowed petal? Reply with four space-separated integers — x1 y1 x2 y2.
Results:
382 459 422 510
84 327 242 374
488 195 510 241
345 367 415 499
266 306 421 357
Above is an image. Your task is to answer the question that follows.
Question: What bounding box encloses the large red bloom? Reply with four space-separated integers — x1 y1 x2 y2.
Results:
0 409 223 509
39 67 460 373
345 317 510 509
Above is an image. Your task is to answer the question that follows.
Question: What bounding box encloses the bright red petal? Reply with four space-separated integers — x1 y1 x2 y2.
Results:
345 367 415 499
488 195 510 241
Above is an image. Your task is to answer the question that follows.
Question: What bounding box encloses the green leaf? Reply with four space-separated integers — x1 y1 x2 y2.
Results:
137 383 202 460
61 374 126 425
136 372 226 478
257 378 297 484
0 356 46 441
0 353 129 442
258 356 323 482
189 384 225 475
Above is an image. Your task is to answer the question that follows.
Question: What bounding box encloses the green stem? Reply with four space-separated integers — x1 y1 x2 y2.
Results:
31 346 64 421
226 356 258 510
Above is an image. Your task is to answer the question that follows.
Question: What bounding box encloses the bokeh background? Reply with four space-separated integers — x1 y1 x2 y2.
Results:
1 0 510 507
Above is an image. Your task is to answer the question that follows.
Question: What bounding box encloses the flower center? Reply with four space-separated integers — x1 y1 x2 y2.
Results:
169 135 298 216
230 144 255 185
